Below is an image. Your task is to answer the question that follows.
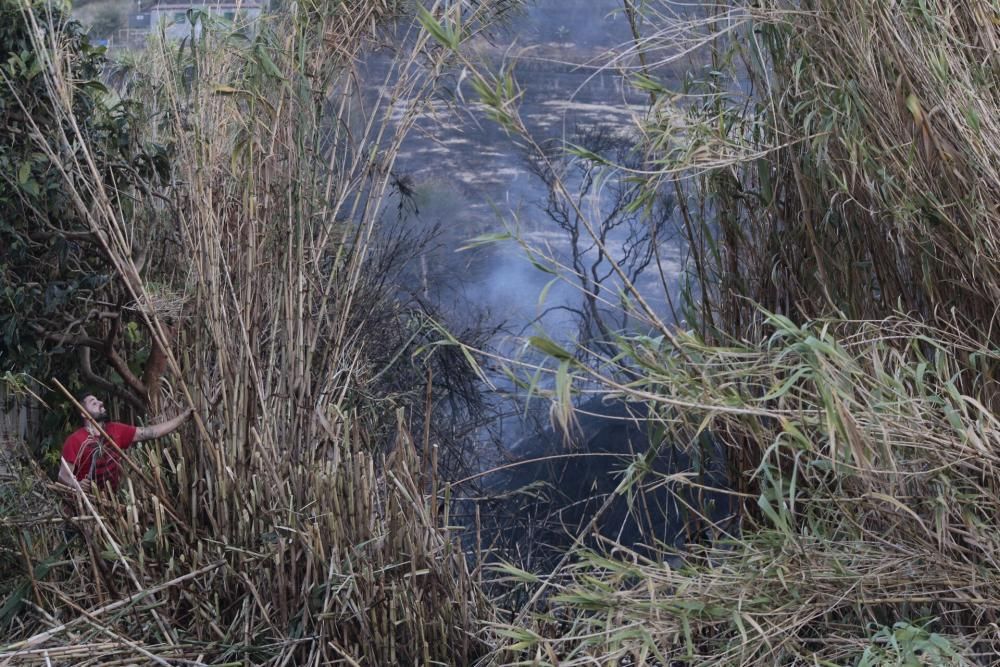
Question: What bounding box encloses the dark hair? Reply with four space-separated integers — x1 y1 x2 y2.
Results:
75 391 95 421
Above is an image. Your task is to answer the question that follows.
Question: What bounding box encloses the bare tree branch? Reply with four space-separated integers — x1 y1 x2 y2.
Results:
79 345 146 411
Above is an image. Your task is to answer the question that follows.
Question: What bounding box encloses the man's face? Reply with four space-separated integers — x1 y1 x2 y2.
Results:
81 395 108 423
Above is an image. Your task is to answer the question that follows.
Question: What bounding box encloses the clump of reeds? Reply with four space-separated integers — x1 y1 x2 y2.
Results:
417 0 1000 663
642 0 1000 338
0 1 503 664
487 314 1000 663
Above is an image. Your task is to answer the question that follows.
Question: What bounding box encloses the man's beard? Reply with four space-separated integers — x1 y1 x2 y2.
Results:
94 409 109 423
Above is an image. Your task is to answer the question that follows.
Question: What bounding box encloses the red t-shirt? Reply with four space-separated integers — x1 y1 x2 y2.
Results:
61 422 137 490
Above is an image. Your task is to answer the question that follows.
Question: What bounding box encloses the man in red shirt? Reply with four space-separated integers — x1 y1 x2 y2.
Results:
58 394 192 492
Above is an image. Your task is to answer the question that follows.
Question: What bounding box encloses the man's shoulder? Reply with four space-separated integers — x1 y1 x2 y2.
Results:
63 427 87 446
106 421 135 430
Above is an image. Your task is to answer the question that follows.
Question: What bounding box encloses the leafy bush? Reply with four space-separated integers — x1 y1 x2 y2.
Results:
0 0 170 431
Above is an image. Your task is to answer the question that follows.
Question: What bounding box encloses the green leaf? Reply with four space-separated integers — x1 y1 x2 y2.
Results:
631 72 666 94
489 561 540 583
757 493 789 534
537 277 559 307
0 580 28 626
415 5 459 50
566 143 609 165
82 79 110 96
457 231 512 251
756 157 773 205
528 335 573 362
763 367 810 400
253 44 285 80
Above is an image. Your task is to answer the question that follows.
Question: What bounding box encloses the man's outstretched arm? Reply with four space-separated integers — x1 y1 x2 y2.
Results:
135 408 193 443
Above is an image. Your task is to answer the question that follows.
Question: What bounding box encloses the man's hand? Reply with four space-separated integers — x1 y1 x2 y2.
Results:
58 457 90 493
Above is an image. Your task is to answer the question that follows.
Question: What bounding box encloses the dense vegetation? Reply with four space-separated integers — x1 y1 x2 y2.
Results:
0 0 172 457
2 0 1000 664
